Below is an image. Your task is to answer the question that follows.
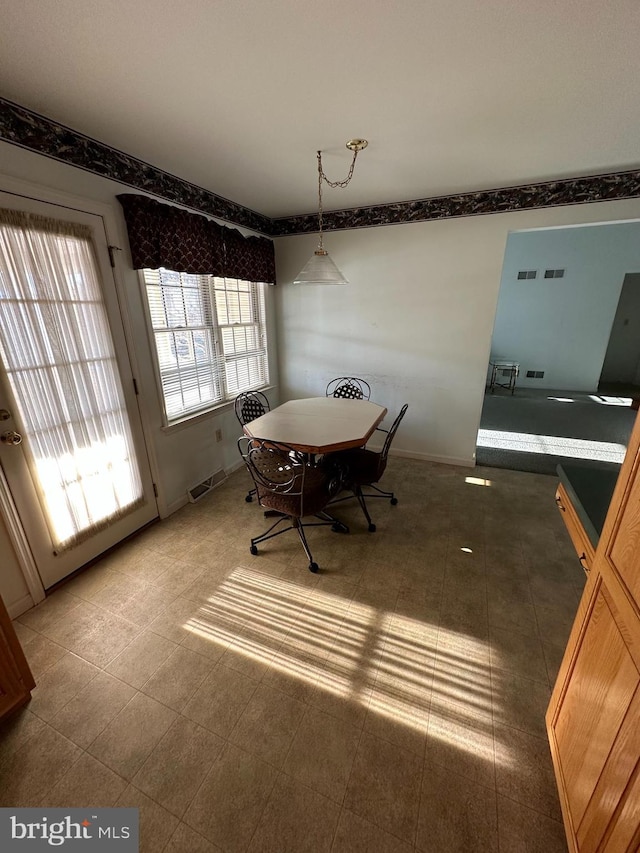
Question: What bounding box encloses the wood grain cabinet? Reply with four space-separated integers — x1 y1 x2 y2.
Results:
0 594 35 721
547 413 640 852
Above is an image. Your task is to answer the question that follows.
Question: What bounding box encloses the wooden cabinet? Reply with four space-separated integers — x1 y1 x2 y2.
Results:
0 593 35 721
547 412 640 853
555 483 595 574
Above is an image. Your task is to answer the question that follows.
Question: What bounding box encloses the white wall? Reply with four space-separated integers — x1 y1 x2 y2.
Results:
0 142 280 520
275 201 640 466
0 510 32 617
490 223 640 390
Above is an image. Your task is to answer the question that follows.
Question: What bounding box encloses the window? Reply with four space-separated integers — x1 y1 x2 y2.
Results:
141 268 268 422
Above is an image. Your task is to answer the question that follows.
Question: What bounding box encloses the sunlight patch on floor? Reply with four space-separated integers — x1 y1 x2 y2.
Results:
477 428 626 462
184 566 513 766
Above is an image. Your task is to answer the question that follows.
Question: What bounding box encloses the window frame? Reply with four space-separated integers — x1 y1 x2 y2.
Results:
139 268 269 426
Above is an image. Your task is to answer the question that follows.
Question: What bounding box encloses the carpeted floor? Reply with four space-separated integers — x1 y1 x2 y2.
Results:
476 387 638 476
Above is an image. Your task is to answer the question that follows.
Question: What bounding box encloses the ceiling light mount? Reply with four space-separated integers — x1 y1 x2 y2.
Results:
293 138 369 285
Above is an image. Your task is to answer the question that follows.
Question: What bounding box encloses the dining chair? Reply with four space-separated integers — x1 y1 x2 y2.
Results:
329 403 408 532
238 437 348 572
234 391 271 502
325 377 371 400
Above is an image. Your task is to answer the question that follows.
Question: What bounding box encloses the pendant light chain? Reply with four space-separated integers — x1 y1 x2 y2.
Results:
316 147 360 252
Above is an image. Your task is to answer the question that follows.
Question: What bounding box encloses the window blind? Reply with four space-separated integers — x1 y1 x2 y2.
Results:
142 268 268 421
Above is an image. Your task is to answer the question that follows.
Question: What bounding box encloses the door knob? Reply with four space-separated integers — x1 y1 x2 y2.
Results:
0 430 22 445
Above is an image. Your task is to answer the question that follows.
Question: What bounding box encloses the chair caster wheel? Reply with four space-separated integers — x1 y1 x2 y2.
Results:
368 523 377 533
331 522 349 534
250 545 258 556
390 497 398 506
309 562 319 573
245 494 253 503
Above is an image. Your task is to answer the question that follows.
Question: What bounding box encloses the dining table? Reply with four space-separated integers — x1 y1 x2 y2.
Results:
242 397 387 454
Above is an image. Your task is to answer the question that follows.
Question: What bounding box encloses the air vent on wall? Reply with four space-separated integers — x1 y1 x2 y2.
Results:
187 469 227 503
526 370 545 379
544 269 565 279
517 270 537 280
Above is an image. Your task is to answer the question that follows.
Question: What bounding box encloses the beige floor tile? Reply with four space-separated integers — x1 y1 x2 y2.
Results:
62 563 124 601
229 682 305 767
117 549 177 583
183 663 258 737
22 633 68 679
49 670 136 748
116 784 179 853
217 628 279 682
116 585 178 628
12 620 39 648
184 742 278 852
0 723 82 806
0 709 45 769
17 590 83 633
106 629 178 688
38 600 106 650
490 625 549 685
132 716 224 817
28 652 99 722
71 611 143 668
283 706 361 803
494 725 563 821
247 773 340 853
417 761 499 852
147 596 207 644
141 646 213 711
1 461 573 848
85 572 146 612
155 559 207 595
310 658 373 730
427 697 496 790
88 692 177 780
260 650 321 705
344 731 422 843
492 670 551 739
331 808 414 853
497 795 568 853
164 822 222 853
42 753 127 807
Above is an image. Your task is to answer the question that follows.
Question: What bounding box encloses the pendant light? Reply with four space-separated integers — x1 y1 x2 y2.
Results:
293 139 368 285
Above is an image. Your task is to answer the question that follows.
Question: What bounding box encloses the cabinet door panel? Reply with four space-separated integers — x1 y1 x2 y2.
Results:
609 455 640 610
576 688 640 852
554 586 639 829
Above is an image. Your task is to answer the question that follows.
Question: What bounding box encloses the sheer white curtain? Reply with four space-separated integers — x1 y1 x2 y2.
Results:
0 208 143 551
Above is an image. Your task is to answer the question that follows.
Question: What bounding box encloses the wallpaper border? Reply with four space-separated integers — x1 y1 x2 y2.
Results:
2 98 640 238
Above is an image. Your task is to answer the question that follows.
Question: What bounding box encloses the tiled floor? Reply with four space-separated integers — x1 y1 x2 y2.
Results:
1 458 581 852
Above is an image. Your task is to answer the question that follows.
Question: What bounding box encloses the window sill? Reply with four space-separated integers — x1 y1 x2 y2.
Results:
160 385 276 434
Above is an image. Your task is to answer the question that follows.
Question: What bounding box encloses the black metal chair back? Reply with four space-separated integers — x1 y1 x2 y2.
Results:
325 377 371 400
237 436 348 572
234 391 270 426
380 403 409 468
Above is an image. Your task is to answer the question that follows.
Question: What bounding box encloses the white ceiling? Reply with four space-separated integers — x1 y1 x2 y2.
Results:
1 0 639 220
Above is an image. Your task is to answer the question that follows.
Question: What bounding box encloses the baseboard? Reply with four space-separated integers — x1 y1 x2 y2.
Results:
389 448 476 468
8 593 35 620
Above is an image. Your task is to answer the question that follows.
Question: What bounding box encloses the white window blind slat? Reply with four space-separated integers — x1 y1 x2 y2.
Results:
142 268 268 422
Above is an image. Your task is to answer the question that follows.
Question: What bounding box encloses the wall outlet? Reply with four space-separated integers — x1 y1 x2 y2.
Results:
215 428 223 442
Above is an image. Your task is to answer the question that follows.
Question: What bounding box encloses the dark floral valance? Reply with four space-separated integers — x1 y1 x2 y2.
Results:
117 194 276 283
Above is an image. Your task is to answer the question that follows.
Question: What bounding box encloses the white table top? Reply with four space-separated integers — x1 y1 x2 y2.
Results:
243 397 388 454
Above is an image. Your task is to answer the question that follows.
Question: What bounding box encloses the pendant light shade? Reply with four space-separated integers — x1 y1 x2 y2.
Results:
293 249 348 285
294 139 367 286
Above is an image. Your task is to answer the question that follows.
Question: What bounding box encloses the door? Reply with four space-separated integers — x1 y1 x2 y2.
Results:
0 191 158 589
